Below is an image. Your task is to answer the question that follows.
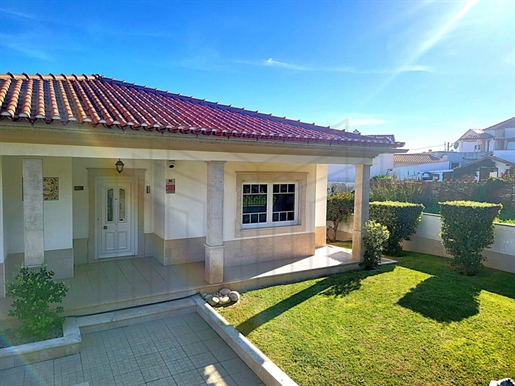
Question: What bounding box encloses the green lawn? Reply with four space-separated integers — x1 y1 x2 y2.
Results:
219 253 515 386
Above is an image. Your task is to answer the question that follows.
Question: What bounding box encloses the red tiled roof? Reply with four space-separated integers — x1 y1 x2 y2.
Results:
0 73 404 147
394 153 446 165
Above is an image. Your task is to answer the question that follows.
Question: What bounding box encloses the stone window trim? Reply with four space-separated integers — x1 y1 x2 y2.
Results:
235 171 307 238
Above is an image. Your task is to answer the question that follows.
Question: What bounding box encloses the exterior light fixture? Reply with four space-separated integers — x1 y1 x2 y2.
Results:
115 159 124 173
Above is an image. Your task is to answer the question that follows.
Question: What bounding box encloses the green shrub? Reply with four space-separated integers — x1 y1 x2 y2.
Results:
370 180 428 204
361 220 390 270
439 201 502 276
326 192 354 242
6 265 68 341
369 201 424 256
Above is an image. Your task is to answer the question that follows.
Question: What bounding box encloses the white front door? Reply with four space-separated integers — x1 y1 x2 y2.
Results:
97 179 136 258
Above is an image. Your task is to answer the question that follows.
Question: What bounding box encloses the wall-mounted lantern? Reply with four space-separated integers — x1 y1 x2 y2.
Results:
115 159 124 174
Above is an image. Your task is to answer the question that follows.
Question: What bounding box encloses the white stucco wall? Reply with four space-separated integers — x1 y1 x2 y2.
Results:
163 160 207 240
392 161 450 180
315 164 328 228
2 156 73 254
43 157 73 250
0 157 4 263
493 150 515 163
328 154 393 182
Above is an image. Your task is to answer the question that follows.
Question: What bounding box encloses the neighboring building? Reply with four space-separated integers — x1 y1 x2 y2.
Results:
386 118 515 181
328 153 394 183
447 155 515 181
0 73 404 297
455 117 515 162
390 152 452 181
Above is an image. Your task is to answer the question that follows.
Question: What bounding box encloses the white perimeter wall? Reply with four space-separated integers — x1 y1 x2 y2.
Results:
2 156 73 254
405 214 515 274
392 161 450 180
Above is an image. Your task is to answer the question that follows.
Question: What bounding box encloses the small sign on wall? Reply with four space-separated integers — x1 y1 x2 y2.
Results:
166 179 176 194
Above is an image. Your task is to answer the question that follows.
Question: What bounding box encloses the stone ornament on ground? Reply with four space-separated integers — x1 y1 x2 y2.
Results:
202 288 241 307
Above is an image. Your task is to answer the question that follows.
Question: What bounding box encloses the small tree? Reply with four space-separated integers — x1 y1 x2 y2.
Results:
361 220 390 270
369 201 424 256
326 192 354 242
439 201 502 275
6 265 68 341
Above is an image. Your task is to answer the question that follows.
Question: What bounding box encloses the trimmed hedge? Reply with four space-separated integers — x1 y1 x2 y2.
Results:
369 201 424 256
326 192 354 242
439 200 502 275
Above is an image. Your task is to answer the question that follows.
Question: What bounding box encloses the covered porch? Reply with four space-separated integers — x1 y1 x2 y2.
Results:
0 245 374 323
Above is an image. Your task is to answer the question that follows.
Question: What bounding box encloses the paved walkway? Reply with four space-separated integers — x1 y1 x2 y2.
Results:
0 313 265 386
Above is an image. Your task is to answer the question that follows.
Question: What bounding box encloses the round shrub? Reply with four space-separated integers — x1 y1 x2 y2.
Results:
361 220 390 270
6 265 68 341
369 201 424 256
439 200 502 275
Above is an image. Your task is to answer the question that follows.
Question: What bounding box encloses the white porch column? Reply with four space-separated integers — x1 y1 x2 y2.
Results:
205 161 225 284
23 158 45 267
352 164 371 262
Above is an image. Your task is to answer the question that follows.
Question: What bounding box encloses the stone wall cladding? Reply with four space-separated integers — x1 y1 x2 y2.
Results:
224 233 315 267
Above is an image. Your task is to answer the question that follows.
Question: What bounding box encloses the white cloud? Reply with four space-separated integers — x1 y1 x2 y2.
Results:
262 58 311 71
0 34 53 61
397 65 432 73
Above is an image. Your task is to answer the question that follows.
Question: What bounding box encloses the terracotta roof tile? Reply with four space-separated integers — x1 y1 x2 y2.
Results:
394 153 445 165
0 73 404 147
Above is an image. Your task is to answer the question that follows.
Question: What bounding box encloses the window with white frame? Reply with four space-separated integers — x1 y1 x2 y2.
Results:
242 182 298 228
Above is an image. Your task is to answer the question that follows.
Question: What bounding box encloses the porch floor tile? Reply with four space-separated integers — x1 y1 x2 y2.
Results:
0 245 363 320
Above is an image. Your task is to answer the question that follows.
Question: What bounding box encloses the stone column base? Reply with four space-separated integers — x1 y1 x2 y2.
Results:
205 244 224 284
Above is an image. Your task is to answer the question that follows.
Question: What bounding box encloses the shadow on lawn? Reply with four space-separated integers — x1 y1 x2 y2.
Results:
397 276 480 322
236 266 394 335
396 253 515 322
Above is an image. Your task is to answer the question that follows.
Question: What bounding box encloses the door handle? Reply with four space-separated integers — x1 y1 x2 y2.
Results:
103 226 108 229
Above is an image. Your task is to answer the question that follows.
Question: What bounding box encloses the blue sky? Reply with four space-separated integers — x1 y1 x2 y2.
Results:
1 0 513 152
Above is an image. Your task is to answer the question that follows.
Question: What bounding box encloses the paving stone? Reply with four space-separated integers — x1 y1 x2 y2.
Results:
140 363 171 383
165 357 197 375
113 368 145 386
190 351 218 368
0 312 258 386
220 357 251 375
183 341 210 356
231 368 263 386
159 346 188 362
175 332 201 345
145 376 178 386
172 368 206 386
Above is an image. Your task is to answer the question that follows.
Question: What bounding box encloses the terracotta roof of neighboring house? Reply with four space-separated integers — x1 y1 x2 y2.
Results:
452 155 515 171
463 132 493 140
483 117 515 131
457 129 493 141
0 73 404 147
393 153 446 165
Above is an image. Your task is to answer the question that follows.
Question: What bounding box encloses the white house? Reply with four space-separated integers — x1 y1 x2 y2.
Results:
0 73 404 299
456 117 515 162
